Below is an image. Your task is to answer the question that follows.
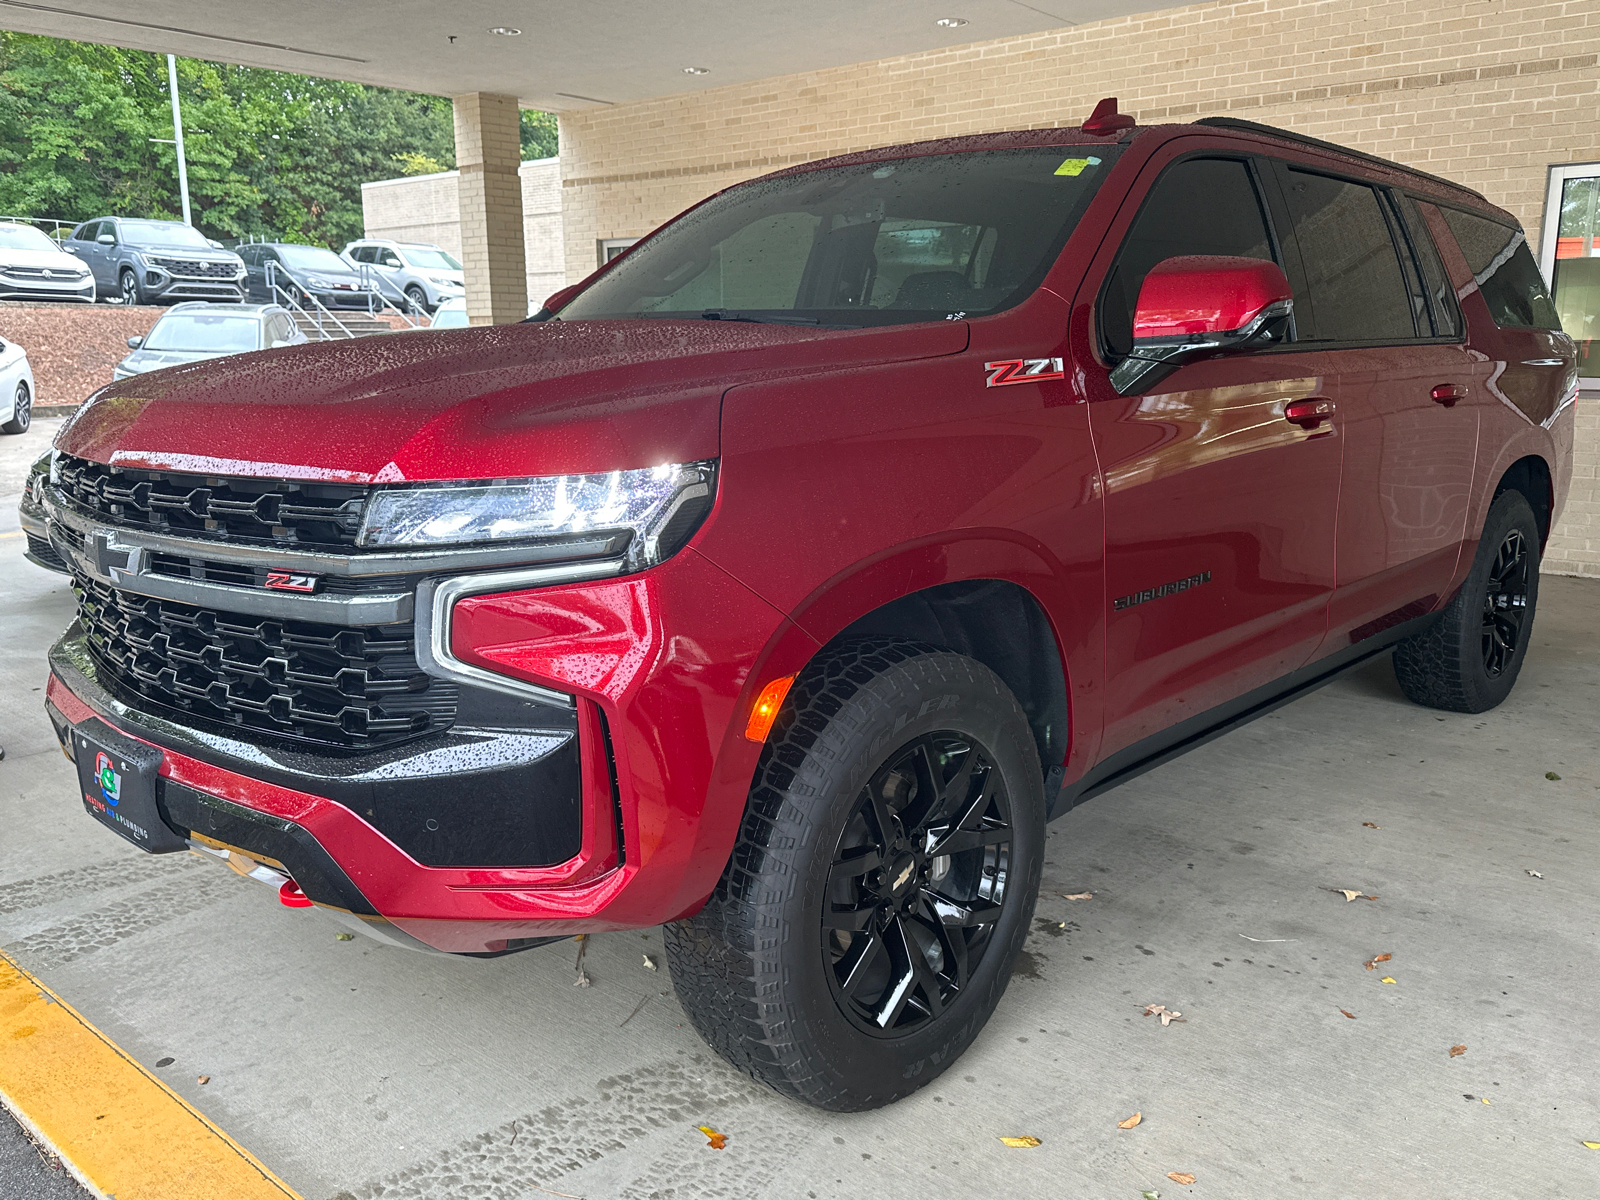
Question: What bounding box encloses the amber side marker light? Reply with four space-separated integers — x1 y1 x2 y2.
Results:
744 675 796 743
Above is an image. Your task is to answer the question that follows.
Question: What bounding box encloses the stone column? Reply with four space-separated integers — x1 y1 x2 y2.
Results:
452 93 528 325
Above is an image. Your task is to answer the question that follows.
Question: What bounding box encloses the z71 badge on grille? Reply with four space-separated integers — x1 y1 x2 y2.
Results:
984 358 1065 387
264 571 320 593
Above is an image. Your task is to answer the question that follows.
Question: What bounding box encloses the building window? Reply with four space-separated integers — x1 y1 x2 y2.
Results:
1539 162 1600 381
598 237 639 267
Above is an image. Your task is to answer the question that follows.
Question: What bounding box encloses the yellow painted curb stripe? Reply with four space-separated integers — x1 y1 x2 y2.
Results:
0 949 302 1200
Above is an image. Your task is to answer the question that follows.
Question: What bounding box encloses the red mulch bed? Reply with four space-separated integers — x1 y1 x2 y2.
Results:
0 302 159 409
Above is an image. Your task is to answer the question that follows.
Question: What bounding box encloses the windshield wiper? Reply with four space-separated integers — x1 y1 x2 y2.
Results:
698 309 822 326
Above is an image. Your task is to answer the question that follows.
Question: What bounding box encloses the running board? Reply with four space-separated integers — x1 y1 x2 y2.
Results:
1051 611 1438 819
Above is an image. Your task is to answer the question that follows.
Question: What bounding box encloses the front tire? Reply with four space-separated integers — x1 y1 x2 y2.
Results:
1393 489 1541 713
405 285 430 314
118 268 144 306
1 381 28 434
665 639 1046 1111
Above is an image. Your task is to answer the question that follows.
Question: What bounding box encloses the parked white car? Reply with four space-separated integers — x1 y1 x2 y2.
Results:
339 239 464 313
427 296 469 328
0 335 37 433
0 223 94 303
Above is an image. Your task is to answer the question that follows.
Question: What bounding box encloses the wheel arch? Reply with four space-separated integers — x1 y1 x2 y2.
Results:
768 532 1085 783
1493 454 1553 546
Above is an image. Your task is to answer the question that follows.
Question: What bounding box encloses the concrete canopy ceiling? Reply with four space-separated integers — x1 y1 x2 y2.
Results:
0 0 1162 109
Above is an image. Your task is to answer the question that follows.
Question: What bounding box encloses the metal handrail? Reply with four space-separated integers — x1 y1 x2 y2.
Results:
352 262 424 328
0 215 81 241
265 260 358 339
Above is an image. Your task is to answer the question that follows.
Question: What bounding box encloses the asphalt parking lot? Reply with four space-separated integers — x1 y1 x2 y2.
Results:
2 425 1597 1200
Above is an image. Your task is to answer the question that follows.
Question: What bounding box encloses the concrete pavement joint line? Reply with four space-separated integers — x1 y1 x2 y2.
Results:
0 949 303 1200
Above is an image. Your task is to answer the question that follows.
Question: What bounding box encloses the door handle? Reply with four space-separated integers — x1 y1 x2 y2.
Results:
1285 397 1336 429
1430 383 1466 406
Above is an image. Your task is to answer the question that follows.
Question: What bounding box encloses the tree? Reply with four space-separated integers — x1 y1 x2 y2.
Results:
0 32 558 248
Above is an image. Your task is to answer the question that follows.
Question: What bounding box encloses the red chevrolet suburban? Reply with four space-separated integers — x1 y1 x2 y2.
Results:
42 104 1575 1111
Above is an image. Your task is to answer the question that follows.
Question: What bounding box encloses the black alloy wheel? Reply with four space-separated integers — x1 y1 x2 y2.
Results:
119 269 142 306
824 732 1012 1036
665 639 1045 1111
1 381 28 434
1394 488 1541 713
1480 528 1529 678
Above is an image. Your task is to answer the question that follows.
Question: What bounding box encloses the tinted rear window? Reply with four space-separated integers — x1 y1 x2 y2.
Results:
1439 207 1561 330
561 147 1122 328
1282 170 1415 342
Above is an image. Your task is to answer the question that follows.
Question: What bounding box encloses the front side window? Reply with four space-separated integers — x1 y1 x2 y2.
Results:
1440 206 1561 331
1281 170 1416 342
562 147 1123 327
142 314 261 353
1100 157 1276 359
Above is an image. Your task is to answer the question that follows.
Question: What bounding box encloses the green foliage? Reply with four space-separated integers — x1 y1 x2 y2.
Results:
520 109 558 161
0 32 560 249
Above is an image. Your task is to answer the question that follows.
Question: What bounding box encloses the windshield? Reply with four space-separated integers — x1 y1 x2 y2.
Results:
430 306 469 328
561 146 1121 327
0 224 59 252
276 245 348 271
121 221 213 249
142 313 260 352
402 247 462 271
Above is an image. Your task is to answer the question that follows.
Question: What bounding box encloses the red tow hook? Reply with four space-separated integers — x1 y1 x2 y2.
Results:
278 880 314 908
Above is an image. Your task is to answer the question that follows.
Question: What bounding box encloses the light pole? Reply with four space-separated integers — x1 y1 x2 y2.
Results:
164 54 191 225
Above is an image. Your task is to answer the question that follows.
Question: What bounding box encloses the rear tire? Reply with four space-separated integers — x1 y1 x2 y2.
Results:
1393 489 1541 713
1 381 28 434
665 638 1046 1111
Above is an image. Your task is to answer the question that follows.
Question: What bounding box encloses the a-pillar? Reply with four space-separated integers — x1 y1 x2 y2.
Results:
452 92 527 325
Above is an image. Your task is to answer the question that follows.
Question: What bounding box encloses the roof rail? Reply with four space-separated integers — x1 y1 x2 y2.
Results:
1192 117 1487 202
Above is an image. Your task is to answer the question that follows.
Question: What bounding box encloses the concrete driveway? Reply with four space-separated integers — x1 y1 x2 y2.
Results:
2 432 1597 1200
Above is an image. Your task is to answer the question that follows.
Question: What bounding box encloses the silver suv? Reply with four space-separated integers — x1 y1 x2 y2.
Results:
65 218 245 305
339 239 464 313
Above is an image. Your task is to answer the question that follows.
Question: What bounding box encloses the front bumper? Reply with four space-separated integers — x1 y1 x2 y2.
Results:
0 275 94 302
42 542 809 954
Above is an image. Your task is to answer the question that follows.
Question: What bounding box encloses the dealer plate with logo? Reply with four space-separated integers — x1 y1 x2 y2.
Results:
72 720 187 853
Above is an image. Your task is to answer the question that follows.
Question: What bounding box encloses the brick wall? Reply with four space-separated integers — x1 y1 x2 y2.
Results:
0 303 159 408
556 0 1600 575
361 159 566 305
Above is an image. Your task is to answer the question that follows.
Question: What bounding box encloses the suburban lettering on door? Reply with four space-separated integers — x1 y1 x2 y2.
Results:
1113 570 1212 611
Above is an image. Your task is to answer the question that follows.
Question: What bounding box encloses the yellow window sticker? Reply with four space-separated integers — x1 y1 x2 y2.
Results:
1055 156 1101 177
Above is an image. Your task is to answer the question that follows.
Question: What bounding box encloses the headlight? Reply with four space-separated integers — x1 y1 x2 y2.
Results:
358 461 716 568
306 275 331 288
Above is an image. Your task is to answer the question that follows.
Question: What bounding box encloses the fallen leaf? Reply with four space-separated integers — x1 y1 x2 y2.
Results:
1167 1172 1197 1186
1581 1141 1600 1149
1327 888 1378 901
1362 822 1380 829
998 1136 1041 1148
1545 771 1561 781
642 954 658 971
155 1057 174 1067
695 1125 727 1149
197 1075 210 1085
1339 1009 1356 1019
1527 870 1544 879
1142 1004 1186 1026
1118 1111 1143 1129
1449 1044 1467 1058
1363 953 1392 970
1381 976 1397 984
1481 1098 1492 1105
1141 1191 1161 1200
1061 892 1093 900
334 932 354 941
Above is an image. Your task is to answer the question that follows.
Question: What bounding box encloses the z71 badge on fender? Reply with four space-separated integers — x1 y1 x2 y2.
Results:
984 358 1065 387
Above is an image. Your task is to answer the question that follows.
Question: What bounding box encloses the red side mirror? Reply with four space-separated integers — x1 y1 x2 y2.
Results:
1132 256 1293 340
1111 255 1295 395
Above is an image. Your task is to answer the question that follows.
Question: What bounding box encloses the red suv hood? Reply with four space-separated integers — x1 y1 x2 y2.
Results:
59 319 967 483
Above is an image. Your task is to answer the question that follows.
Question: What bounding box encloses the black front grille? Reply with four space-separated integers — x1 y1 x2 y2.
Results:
56 455 367 548
148 256 238 279
77 576 456 750
25 531 67 571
